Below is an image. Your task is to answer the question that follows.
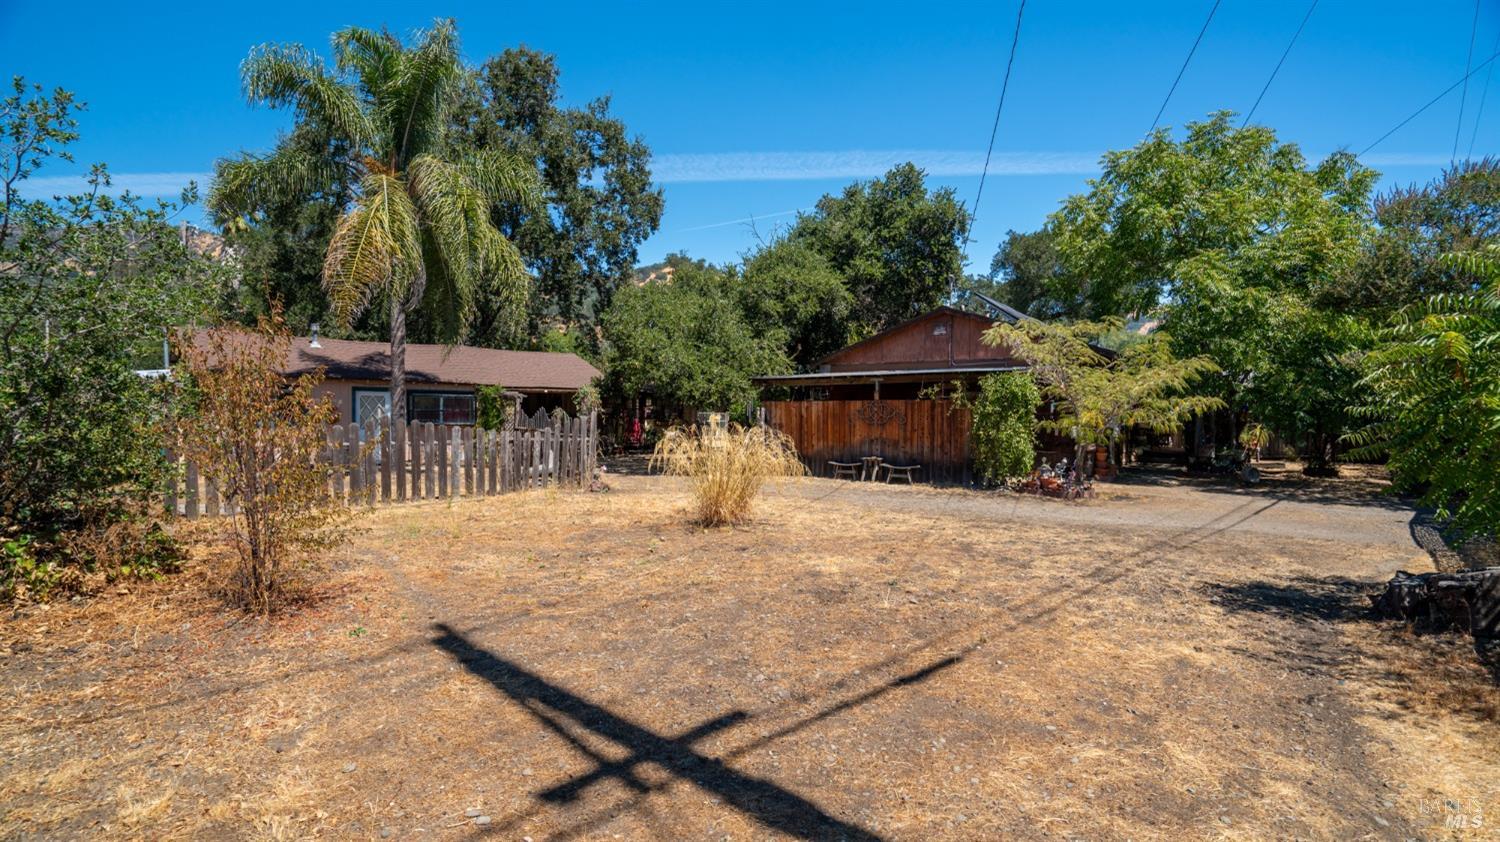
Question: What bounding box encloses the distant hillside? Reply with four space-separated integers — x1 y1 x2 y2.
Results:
631 260 675 286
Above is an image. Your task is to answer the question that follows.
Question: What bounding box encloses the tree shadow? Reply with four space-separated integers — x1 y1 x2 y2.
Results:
430 623 966 840
1203 576 1500 703
1115 466 1414 511
1202 576 1375 624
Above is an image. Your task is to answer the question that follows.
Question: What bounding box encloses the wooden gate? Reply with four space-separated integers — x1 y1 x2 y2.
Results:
763 399 972 483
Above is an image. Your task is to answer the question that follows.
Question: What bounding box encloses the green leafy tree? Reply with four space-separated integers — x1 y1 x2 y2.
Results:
209 20 541 423
963 373 1040 485
738 237 854 368
1 79 222 597
215 123 362 336
978 227 1080 319
784 163 969 337
1330 158 1500 314
450 47 663 348
985 320 1222 472
600 256 790 418
1052 112 1375 318
1049 113 1376 470
1348 247 1500 538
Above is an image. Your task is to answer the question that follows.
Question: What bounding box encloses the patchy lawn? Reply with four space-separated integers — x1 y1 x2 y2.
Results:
2 468 1496 840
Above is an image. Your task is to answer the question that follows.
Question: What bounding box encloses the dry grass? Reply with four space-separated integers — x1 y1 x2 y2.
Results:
0 471 1495 839
650 424 804 525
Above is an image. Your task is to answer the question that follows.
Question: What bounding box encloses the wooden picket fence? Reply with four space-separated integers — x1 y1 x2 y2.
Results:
165 407 598 518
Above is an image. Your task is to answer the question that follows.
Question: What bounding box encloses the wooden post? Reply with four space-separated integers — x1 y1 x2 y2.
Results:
450 425 462 497
347 422 363 503
436 424 449 499
424 422 436 499
488 428 499 493
205 476 220 517
380 418 392 503
393 417 407 502
500 428 511 493
184 458 199 519
588 409 598 480
463 425 475 496
473 427 484 497
330 426 346 503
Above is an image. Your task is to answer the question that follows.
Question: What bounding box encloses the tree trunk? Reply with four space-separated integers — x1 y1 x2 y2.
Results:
389 293 407 425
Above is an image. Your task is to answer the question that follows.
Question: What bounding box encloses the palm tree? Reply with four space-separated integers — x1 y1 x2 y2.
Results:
209 20 539 423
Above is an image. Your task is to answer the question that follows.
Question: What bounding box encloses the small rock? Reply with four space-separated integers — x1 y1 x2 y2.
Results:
473 815 491 826
520 767 534 777
1373 816 1390 828
342 762 357 773
379 829 392 839
464 808 481 818
1218 816 1231 826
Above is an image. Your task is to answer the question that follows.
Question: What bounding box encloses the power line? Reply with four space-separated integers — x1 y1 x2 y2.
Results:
1151 0 1223 133
1362 48 1500 156
968 0 1028 236
1466 26 1500 159
1454 0 1482 161
1241 0 1318 127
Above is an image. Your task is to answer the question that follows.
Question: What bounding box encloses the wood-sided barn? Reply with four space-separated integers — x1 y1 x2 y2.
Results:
753 305 1044 483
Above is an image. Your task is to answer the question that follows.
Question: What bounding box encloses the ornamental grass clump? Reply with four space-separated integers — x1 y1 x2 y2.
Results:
650 424 804 526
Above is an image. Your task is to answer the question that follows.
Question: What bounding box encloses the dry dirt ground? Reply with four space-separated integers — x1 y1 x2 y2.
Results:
2 466 1498 840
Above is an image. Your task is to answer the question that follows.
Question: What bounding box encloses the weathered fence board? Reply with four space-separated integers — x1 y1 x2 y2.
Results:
763 399 973 484
164 410 599 518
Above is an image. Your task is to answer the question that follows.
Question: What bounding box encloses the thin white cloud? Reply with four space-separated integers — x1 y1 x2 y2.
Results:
11 149 1451 204
18 171 211 198
674 208 807 232
650 150 1101 183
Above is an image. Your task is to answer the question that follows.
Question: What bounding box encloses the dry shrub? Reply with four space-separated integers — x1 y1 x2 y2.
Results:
175 318 353 612
650 424 803 525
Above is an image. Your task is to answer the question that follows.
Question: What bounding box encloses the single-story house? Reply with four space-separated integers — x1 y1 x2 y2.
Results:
752 303 1066 482
192 330 600 426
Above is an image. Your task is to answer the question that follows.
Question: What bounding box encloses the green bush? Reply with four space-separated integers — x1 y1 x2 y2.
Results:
0 79 221 600
966 373 1040 485
475 385 510 430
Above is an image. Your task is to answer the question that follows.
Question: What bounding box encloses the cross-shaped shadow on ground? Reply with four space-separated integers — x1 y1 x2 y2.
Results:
432 623 939 840
429 494 1287 839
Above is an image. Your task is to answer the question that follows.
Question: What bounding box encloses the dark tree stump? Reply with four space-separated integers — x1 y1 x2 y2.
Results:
1371 568 1500 642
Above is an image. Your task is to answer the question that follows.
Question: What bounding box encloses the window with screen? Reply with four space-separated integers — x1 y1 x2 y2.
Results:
407 392 476 425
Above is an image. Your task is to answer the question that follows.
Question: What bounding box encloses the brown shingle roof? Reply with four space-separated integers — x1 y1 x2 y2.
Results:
191 331 600 392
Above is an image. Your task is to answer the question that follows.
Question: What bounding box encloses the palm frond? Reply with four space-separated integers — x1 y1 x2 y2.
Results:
385 19 462 165
242 43 374 148
407 153 531 343
331 26 402 99
322 172 422 326
461 148 543 211
207 146 344 223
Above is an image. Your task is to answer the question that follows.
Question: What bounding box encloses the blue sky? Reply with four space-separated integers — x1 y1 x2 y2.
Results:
4 1 1496 272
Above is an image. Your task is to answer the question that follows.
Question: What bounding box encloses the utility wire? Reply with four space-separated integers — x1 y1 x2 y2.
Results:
1466 26 1500 159
1151 0 1223 133
1454 0 1482 161
968 0 1028 238
1362 48 1500 156
1241 0 1318 127
955 0 1027 302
